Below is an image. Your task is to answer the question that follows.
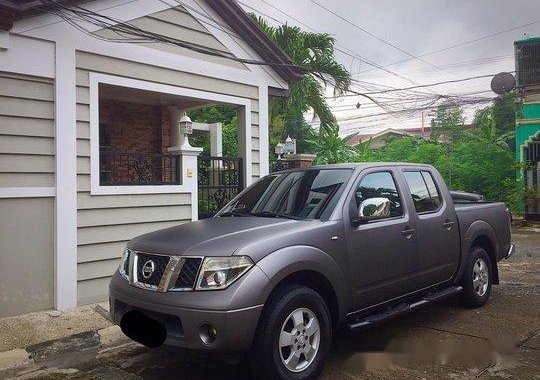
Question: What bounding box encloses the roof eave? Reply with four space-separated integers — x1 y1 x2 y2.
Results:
203 0 304 86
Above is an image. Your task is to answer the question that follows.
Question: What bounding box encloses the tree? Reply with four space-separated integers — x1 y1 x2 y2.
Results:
252 16 351 139
357 135 519 211
473 93 516 151
430 106 466 143
306 133 357 164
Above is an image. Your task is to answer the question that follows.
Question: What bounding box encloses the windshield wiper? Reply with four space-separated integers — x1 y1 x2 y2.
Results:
219 210 249 217
249 211 299 220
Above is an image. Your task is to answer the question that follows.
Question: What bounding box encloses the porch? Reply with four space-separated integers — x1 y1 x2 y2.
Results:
95 78 250 219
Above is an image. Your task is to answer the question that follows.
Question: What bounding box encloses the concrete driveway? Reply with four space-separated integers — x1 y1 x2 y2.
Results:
1 228 538 380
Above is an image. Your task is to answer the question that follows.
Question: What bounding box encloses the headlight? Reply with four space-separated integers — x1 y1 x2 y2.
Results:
118 248 131 281
196 256 253 290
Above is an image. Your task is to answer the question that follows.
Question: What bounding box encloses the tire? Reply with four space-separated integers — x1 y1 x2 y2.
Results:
460 247 493 308
249 285 332 380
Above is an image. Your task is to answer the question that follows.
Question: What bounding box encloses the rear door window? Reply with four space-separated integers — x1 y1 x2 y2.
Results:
403 171 442 213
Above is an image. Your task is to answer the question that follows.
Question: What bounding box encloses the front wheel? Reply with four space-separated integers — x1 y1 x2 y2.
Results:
461 247 493 308
249 285 332 380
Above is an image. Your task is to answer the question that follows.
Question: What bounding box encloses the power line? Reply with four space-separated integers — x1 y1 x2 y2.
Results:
38 0 306 70
239 0 433 89
358 20 540 74
309 0 455 77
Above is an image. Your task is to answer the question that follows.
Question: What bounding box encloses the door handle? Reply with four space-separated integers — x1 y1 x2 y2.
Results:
401 227 415 239
443 220 455 230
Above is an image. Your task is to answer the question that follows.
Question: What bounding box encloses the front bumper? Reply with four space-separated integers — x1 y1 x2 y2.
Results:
109 265 269 352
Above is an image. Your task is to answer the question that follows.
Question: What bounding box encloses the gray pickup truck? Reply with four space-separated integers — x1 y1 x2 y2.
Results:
109 163 514 380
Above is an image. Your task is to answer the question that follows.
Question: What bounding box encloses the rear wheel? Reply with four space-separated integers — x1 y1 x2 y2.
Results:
249 285 332 380
461 247 492 308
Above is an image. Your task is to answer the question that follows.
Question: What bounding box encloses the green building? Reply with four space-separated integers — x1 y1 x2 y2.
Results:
515 37 540 220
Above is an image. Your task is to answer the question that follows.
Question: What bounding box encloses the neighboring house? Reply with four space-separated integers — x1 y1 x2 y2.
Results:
515 37 540 221
346 125 476 149
0 0 303 317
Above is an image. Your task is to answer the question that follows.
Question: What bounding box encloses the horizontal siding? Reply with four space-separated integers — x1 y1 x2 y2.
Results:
78 220 186 246
93 6 246 70
251 111 259 126
78 277 111 306
76 139 90 157
252 163 260 177
0 154 55 173
0 173 55 187
78 204 191 227
0 76 54 102
75 53 259 100
78 241 129 263
150 7 210 33
0 116 54 138
0 73 55 188
128 17 229 54
251 137 260 150
78 192 191 209
0 135 55 155
76 121 90 140
0 96 54 119
78 258 120 281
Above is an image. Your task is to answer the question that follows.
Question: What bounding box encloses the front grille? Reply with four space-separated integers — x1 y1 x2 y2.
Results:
174 258 203 289
136 253 170 287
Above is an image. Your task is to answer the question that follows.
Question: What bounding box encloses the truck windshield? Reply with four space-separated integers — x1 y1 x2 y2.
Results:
218 169 352 220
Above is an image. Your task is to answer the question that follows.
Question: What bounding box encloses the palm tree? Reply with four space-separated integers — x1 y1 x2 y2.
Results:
252 16 351 138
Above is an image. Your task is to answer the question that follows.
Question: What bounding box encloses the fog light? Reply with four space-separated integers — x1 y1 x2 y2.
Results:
199 323 217 344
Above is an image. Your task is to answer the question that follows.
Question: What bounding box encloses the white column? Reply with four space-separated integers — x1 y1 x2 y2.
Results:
258 86 269 177
209 122 222 157
168 146 203 221
237 106 252 186
55 42 78 310
167 106 181 147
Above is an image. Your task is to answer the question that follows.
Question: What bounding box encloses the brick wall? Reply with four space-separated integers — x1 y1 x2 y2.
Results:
99 100 176 185
99 99 170 153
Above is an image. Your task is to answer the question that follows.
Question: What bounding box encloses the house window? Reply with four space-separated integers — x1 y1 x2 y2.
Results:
98 86 180 186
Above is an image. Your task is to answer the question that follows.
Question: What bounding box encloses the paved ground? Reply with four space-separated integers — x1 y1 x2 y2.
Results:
1 228 538 380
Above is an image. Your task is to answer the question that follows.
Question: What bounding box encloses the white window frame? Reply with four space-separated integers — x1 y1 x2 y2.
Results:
89 73 252 195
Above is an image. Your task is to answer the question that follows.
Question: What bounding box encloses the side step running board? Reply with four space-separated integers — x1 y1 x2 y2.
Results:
347 285 463 331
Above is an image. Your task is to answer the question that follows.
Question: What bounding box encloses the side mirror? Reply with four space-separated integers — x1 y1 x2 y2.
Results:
354 197 391 225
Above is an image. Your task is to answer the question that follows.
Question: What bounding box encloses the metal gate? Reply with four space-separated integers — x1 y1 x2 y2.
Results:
524 137 540 221
198 156 243 219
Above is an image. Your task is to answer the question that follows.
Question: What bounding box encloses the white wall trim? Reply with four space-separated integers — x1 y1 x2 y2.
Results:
258 85 269 177
0 187 55 198
89 73 252 194
55 42 78 310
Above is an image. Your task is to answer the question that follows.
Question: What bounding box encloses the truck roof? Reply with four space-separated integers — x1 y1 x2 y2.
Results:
275 162 434 172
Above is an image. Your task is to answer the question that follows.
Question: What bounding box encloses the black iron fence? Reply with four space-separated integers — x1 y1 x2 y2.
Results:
100 151 180 186
198 156 243 219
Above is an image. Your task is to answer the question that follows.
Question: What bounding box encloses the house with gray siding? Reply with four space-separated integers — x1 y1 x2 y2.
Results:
0 0 302 317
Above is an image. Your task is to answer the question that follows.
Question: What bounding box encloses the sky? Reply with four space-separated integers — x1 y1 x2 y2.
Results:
239 0 540 135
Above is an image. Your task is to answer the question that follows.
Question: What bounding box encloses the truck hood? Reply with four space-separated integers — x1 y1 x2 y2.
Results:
127 217 303 258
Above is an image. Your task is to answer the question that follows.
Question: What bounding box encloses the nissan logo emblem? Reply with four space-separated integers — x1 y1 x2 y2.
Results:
141 260 155 279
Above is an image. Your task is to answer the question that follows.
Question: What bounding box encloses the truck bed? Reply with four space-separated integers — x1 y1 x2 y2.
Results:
454 202 511 262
